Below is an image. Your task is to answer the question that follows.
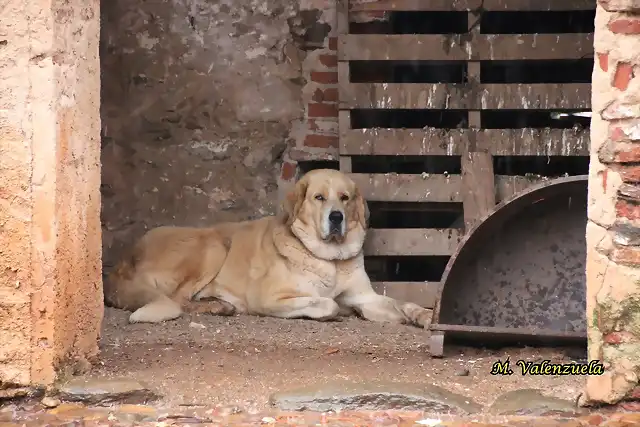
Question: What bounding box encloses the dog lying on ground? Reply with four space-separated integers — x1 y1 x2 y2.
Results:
103 169 433 328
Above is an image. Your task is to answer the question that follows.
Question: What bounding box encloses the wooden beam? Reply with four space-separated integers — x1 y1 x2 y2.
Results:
340 128 590 156
462 152 495 229
371 281 439 308
364 228 462 256
340 83 591 110
349 173 463 202
350 0 596 12
494 174 548 202
338 34 593 61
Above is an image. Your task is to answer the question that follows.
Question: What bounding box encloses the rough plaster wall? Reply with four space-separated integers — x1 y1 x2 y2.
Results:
582 0 640 406
0 0 102 387
0 0 34 387
100 0 339 268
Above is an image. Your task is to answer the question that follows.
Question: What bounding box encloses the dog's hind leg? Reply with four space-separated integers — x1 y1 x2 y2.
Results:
185 298 236 316
105 273 184 323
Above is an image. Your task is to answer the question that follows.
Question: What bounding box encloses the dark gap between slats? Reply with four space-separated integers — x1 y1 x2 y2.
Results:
366 256 450 282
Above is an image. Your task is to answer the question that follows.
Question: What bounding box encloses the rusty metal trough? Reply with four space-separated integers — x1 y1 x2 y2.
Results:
429 175 588 356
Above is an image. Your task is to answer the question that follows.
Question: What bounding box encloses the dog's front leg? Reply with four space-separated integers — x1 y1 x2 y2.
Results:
337 270 433 328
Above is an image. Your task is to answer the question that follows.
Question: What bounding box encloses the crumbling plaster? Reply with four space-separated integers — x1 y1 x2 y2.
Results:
582 0 640 407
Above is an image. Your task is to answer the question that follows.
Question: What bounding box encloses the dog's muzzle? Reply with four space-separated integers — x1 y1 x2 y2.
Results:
328 210 344 236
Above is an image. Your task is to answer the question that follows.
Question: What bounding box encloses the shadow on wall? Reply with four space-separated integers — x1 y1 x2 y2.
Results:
98 0 329 269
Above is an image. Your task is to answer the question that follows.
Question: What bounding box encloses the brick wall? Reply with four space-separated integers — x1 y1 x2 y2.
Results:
582 0 640 408
278 2 388 187
279 29 340 186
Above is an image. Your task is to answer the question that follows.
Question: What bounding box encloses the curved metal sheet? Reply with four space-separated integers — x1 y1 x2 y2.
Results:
430 175 588 339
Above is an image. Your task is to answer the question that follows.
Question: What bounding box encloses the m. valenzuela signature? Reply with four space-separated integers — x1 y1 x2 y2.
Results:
490 359 605 376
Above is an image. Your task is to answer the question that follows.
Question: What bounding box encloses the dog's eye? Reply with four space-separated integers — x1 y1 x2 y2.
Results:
340 194 349 202
314 194 325 201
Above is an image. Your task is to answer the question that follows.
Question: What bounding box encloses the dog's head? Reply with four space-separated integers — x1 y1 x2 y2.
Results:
281 169 369 261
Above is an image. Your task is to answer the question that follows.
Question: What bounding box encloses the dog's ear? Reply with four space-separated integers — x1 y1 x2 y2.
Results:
355 187 370 229
282 177 309 226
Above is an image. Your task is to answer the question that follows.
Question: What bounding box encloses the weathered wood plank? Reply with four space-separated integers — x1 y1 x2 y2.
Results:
350 0 596 12
462 152 496 229
338 34 593 61
340 83 591 110
495 174 548 202
371 281 439 308
364 228 463 256
349 173 462 202
340 128 590 156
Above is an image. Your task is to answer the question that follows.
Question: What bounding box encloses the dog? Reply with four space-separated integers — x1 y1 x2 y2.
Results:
103 169 433 328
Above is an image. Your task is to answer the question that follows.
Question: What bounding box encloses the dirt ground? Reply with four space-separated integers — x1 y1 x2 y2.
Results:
94 307 588 412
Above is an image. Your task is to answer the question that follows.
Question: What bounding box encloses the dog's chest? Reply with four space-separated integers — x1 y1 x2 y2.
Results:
293 258 360 298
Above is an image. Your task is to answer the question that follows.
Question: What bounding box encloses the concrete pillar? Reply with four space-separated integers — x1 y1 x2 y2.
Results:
582 0 640 407
0 0 102 387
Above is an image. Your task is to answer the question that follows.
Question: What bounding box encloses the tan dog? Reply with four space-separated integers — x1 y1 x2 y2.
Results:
103 169 433 328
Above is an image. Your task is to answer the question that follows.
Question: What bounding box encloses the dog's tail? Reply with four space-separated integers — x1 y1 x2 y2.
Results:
103 252 163 311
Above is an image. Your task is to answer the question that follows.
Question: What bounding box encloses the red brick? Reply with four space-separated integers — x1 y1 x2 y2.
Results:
318 54 338 68
312 88 324 102
603 331 636 344
619 164 640 182
608 17 640 34
619 401 640 411
323 88 338 102
598 53 609 72
280 161 297 181
610 126 626 141
613 62 634 91
611 245 640 265
599 140 640 163
308 103 338 118
310 88 339 103
310 71 338 84
617 198 640 221
328 37 337 51
615 144 640 162
303 134 338 149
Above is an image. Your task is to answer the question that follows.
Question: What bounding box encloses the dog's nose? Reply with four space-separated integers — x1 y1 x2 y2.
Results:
329 210 344 225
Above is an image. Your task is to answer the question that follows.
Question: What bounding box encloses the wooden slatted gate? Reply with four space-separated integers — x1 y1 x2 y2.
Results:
337 0 594 311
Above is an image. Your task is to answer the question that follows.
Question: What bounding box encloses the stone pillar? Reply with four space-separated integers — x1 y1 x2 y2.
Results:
582 0 640 407
0 0 102 388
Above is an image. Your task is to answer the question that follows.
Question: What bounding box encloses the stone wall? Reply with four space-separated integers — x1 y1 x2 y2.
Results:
582 0 640 407
0 0 102 387
100 0 341 268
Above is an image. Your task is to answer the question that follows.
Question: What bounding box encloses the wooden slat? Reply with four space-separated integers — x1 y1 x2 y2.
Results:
340 128 590 156
338 34 593 61
495 174 548 202
462 152 495 229
341 128 466 156
350 0 596 12
349 173 462 202
340 83 590 110
371 281 438 308
364 228 462 256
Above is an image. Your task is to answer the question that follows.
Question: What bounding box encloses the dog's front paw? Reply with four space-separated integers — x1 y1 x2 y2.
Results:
414 308 433 329
403 303 433 329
